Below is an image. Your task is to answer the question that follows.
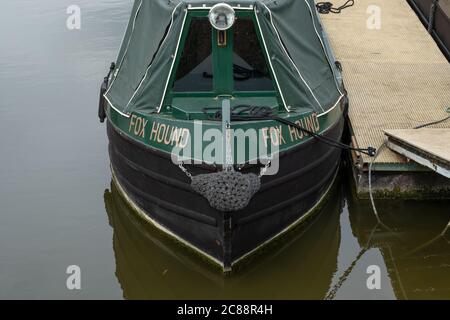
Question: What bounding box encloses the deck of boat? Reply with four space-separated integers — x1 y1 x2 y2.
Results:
318 0 450 197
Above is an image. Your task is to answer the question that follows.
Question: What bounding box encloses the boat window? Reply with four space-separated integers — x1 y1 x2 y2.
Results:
173 18 213 92
233 18 275 92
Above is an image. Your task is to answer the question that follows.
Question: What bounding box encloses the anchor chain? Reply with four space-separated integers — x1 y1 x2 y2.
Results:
178 162 192 180
179 160 272 179
259 160 272 177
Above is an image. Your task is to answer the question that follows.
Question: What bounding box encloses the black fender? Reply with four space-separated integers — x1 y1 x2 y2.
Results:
99 62 116 123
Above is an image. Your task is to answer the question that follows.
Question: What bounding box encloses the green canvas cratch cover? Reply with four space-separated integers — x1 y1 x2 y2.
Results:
105 0 343 116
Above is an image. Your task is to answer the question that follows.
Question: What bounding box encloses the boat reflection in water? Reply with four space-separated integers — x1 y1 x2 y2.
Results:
104 178 344 299
347 193 450 300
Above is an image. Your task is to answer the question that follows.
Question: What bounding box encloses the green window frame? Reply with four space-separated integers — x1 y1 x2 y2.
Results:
164 10 282 104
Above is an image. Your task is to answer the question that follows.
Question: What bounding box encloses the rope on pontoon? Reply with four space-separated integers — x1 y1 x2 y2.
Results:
316 0 355 14
368 141 388 226
413 106 450 129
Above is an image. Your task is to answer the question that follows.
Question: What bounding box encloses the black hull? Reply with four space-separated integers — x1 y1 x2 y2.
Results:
107 116 344 270
104 178 343 299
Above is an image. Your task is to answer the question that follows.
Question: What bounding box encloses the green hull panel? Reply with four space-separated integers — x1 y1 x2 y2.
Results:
107 103 342 165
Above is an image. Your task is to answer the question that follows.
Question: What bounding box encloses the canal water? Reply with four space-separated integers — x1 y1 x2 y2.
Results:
1 0 449 300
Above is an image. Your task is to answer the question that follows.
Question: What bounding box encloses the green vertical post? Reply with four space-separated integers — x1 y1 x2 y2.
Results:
212 29 233 95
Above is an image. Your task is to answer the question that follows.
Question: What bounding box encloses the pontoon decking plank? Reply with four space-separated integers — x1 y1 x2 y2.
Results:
385 128 450 178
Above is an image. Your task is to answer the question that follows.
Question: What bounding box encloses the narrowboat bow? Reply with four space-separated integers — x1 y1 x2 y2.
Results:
100 0 349 271
104 178 343 299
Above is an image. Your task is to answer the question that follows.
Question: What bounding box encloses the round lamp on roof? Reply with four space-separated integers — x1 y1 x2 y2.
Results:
208 3 236 31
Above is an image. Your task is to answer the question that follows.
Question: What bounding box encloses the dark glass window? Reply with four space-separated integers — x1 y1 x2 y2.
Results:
233 18 275 91
173 18 213 92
